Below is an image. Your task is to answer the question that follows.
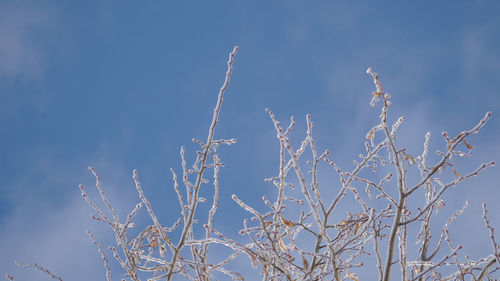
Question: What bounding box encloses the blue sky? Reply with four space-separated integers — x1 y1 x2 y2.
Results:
1 1 499 280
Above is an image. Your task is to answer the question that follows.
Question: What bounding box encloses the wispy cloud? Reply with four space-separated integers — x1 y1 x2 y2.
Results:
0 2 56 78
1 152 141 280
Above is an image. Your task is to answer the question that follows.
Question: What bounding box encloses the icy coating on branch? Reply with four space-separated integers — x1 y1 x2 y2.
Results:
9 49 499 281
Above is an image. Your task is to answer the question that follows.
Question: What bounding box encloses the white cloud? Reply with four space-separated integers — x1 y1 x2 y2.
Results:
0 2 57 78
1 153 143 280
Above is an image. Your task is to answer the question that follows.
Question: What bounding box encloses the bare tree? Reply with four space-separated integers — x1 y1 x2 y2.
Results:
8 47 499 281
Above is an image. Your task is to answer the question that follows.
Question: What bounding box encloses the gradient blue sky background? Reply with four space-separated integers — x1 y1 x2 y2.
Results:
2 1 500 280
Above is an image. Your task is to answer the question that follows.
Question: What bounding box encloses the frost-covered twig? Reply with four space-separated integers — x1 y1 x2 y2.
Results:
87 230 112 281
14 262 63 281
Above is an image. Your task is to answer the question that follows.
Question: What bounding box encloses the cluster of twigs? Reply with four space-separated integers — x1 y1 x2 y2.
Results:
79 46 241 281
219 67 497 281
7 47 499 281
